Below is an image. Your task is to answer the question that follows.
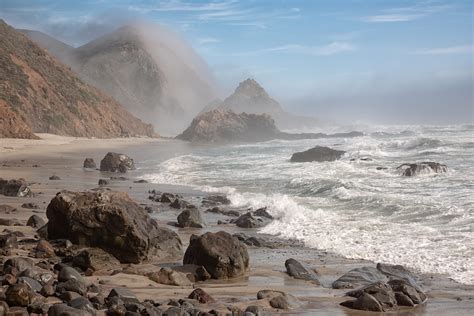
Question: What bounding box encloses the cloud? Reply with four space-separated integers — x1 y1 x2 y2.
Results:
361 3 453 23
232 42 355 56
128 0 238 13
415 45 474 55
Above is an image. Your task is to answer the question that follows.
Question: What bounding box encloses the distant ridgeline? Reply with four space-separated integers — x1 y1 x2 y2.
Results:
0 19 154 139
19 23 217 135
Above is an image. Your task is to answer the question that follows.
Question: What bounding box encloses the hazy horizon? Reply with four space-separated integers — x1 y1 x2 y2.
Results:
1 0 472 125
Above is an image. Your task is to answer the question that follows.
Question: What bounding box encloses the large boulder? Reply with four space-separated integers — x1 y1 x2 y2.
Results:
290 146 345 162
99 152 135 173
46 190 182 263
0 178 31 197
396 162 447 176
183 231 249 279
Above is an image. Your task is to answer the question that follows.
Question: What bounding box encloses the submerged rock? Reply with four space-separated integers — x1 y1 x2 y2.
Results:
397 162 447 176
290 146 345 162
183 231 249 279
100 152 135 173
46 190 182 263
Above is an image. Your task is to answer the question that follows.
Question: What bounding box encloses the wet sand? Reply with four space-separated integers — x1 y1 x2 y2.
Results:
0 135 473 315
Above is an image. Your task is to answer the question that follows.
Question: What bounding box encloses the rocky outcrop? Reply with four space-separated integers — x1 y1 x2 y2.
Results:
211 78 320 130
183 231 249 279
177 108 363 144
0 178 30 197
397 162 447 176
0 20 154 139
46 190 182 263
290 146 345 162
99 152 135 173
176 108 279 143
332 266 388 289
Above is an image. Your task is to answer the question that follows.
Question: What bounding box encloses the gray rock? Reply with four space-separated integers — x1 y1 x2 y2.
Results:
346 281 397 310
100 152 135 173
26 215 45 228
234 212 267 228
98 179 109 186
57 279 88 295
17 276 42 292
284 258 319 283
108 288 139 305
351 292 384 312
332 266 388 289
377 263 422 291
177 209 204 228
253 207 273 219
183 231 249 279
68 297 96 315
245 305 264 316
83 158 97 169
49 175 61 180
290 146 345 163
397 162 447 176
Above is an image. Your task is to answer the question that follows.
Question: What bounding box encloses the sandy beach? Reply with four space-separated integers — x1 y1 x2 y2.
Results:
1 135 473 315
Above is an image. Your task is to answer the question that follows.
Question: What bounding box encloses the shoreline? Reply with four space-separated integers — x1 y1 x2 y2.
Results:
1 136 473 315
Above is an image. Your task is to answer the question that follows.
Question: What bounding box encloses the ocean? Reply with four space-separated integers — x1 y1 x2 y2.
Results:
139 124 474 285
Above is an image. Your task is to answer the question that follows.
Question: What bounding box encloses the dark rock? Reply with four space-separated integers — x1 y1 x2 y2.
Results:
37 224 49 239
0 178 31 197
100 152 135 173
163 306 183 316
201 195 231 207
284 258 319 283
35 239 55 258
68 297 96 314
170 198 194 210
57 279 88 295
376 167 388 170
158 193 176 203
21 202 38 209
83 158 97 169
110 176 128 181
388 279 425 304
376 263 422 291
394 291 415 307
58 266 85 284
332 266 388 289
205 207 240 217
5 284 31 306
177 209 204 228
48 303 91 316
26 215 45 228
397 162 447 176
183 231 249 279
2 273 17 285
346 281 397 310
72 248 121 272
0 233 18 248
49 175 61 180
290 146 345 162
108 288 139 305
148 267 192 286
351 292 384 312
98 179 110 186
233 212 267 228
188 288 215 304
46 190 182 264
253 207 273 219
133 179 148 183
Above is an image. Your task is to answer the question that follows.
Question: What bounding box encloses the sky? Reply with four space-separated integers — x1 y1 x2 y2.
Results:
1 0 473 124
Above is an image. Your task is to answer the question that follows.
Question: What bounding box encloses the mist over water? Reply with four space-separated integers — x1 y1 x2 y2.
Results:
141 124 474 284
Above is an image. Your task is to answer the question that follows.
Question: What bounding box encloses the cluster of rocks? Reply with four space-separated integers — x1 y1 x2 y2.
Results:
81 152 135 174
0 178 31 197
334 263 427 312
396 162 447 176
